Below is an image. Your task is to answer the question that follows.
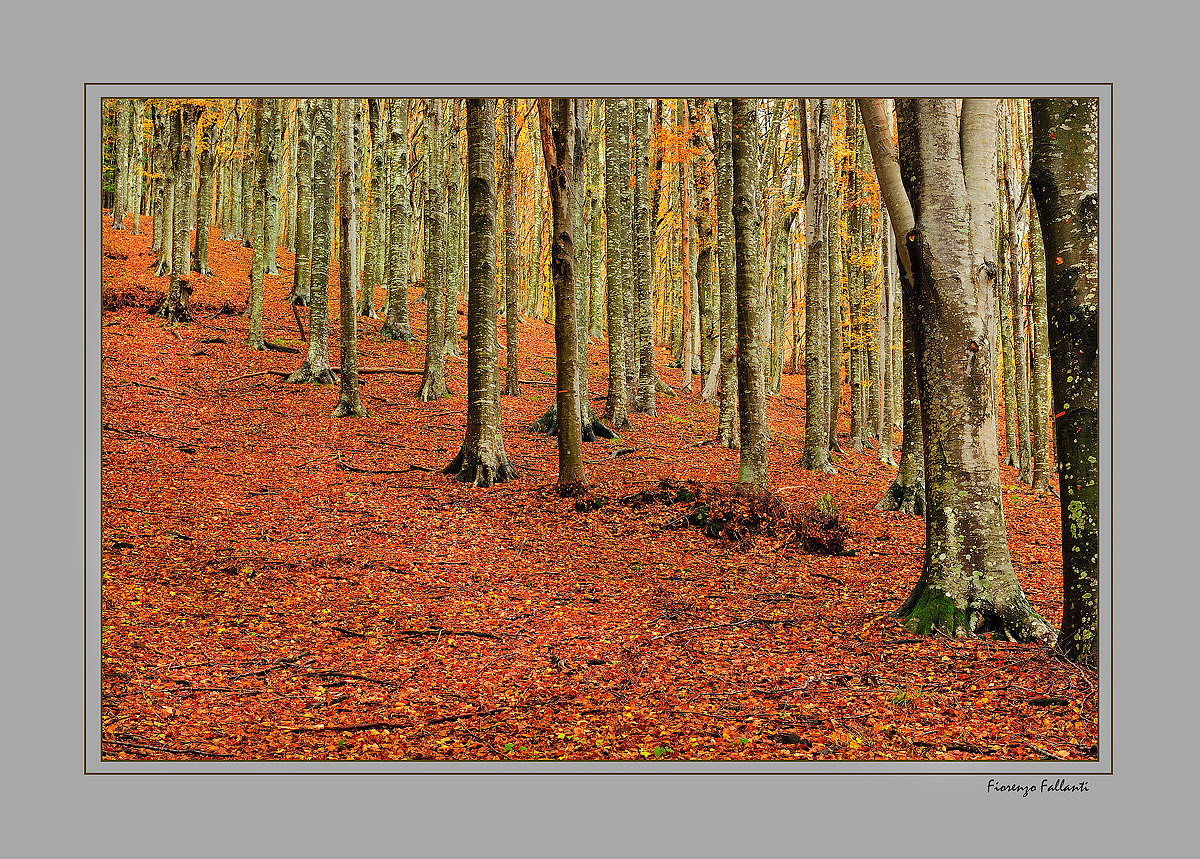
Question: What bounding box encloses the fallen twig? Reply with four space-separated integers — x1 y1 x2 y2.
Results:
394 627 504 641
103 739 233 758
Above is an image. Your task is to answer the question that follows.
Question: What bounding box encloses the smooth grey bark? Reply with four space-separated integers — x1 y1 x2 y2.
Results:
417 98 450 401
382 98 415 343
287 99 336 385
998 241 1020 467
332 98 368 419
801 99 836 474
878 206 897 467
444 99 516 486
863 97 1054 644
1001 104 1032 483
265 99 282 275
1031 97 1100 667
603 98 631 428
829 170 845 456
732 98 769 489
111 99 130 229
245 99 270 350
631 99 656 416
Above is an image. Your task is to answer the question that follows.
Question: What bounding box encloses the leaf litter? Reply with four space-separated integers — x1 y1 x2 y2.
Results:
100 215 1095 762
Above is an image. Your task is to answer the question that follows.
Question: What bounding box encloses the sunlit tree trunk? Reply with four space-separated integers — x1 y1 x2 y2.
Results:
732 98 769 489
264 99 282 275
228 102 244 242
501 98 521 394
1002 104 1032 483
287 98 336 385
864 97 1054 644
603 98 631 428
802 98 835 474
382 98 415 343
332 98 367 418
878 206 897 467
1031 97 1100 667
829 164 845 456
539 98 586 489
714 98 739 448
679 98 694 393
417 98 450 401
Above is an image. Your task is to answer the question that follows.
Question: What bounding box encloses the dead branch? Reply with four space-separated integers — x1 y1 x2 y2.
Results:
394 627 504 641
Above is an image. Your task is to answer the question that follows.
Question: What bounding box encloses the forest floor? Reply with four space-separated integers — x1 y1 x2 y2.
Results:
99 216 1098 763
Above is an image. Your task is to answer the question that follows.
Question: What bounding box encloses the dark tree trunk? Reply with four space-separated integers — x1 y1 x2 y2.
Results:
1031 98 1100 667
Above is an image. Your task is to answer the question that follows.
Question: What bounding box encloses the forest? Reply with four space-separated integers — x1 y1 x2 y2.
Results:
99 96 1100 763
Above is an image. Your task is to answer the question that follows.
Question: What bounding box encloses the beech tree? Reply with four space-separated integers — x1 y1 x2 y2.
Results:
731 98 768 488
501 98 521 394
156 103 197 324
861 97 1055 644
191 112 216 277
245 98 272 350
538 97 586 488
382 98 415 343
444 99 516 486
713 98 738 448
286 99 313 338
1031 97 1100 667
801 98 836 474
602 97 631 429
286 98 336 385
417 98 450 401
333 97 367 418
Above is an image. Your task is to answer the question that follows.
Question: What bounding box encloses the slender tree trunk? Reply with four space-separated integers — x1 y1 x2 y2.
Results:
878 206 897 467
714 99 738 448
539 98 587 489
603 98 631 427
358 98 384 319
1028 194 1052 492
679 99 694 392
264 99 282 275
192 114 215 276
802 99 835 474
128 99 145 234
1031 97 1100 667
245 99 271 349
382 98 415 342
288 100 314 312
112 99 129 230
158 105 196 323
417 99 450 401
443 99 464 357
332 98 368 418
829 169 846 455
632 99 656 416
287 99 336 385
732 98 769 488
502 98 521 394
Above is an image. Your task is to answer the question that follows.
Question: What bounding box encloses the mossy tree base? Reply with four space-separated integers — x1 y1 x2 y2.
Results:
531 401 617 443
416 377 450 402
332 399 369 418
896 574 1057 645
443 445 517 488
875 476 925 516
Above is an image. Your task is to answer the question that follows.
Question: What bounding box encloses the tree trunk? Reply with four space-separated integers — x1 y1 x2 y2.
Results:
714 99 738 448
382 98 415 343
158 105 196 324
865 97 1054 644
603 98 631 428
1031 97 1100 667
444 99 516 486
1028 193 1053 492
443 99 464 358
632 99 656 416
539 98 587 489
679 98 694 393
265 99 282 275
333 98 368 418
500 98 521 395
288 100 314 313
732 98 769 489
287 99 336 385
191 113 215 276
802 99 835 474
417 99 450 401
245 99 270 350
359 98 385 319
